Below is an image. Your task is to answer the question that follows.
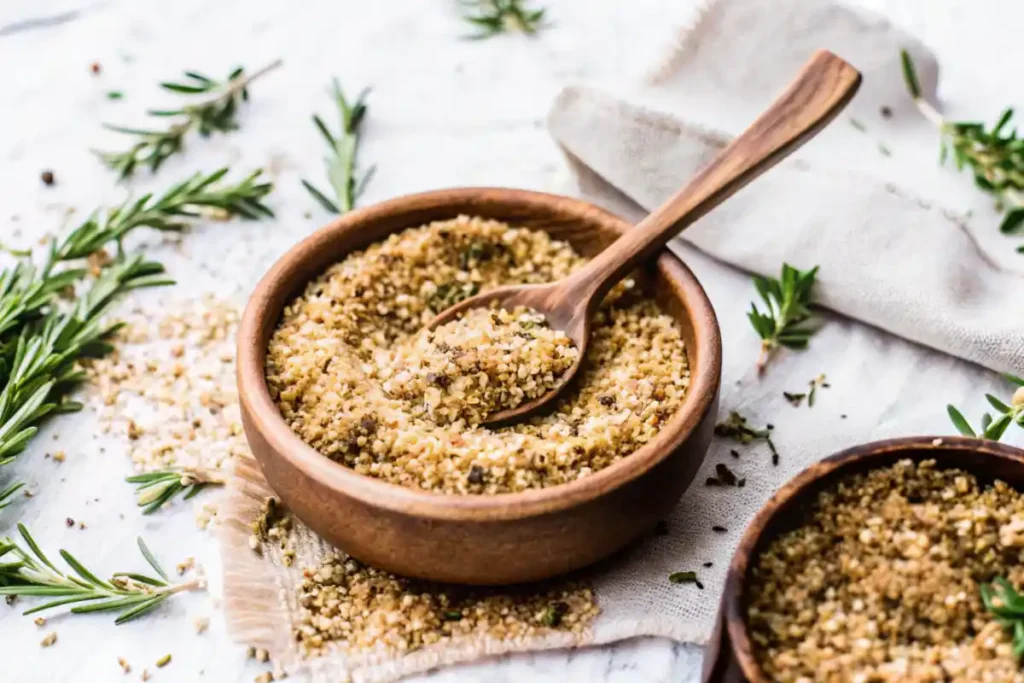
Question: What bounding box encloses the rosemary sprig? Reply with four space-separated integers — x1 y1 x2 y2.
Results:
53 167 273 262
459 0 547 39
0 525 203 624
901 50 1024 245
301 80 374 214
0 169 269 502
96 60 282 179
747 264 820 373
947 373 1024 441
0 254 173 471
127 466 226 514
980 577 1024 657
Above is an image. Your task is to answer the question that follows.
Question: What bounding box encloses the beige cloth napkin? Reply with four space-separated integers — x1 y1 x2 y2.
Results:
220 1 1024 681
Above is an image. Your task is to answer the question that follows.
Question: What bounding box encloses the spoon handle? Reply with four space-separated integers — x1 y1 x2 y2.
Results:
568 50 861 306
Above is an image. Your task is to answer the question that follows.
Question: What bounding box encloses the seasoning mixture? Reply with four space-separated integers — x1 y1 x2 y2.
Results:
382 305 578 426
297 550 598 655
748 459 1024 683
87 296 246 525
266 215 689 494
255 507 599 656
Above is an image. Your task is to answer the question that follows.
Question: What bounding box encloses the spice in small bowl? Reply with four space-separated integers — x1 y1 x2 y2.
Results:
747 457 1024 682
266 215 690 496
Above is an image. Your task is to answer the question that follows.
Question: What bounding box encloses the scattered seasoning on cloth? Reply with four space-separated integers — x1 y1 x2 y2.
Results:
748 459 1024 682
266 215 690 495
251 508 601 657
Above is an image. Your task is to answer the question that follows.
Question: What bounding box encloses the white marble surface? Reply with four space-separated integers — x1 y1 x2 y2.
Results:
0 1 1021 681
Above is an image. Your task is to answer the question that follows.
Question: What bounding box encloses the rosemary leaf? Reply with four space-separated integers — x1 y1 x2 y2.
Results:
901 50 1024 253
126 467 226 514
302 80 373 214
747 264 820 373
0 525 202 624
0 481 24 509
96 60 282 179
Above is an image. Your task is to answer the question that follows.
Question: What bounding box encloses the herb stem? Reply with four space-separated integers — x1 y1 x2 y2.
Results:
98 62 282 179
0 528 203 624
901 50 1024 240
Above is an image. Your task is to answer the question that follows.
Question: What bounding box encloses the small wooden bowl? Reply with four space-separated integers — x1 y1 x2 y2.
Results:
702 435 1024 682
237 188 722 585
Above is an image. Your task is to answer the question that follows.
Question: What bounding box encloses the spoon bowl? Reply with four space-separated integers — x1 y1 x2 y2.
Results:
421 279 592 423
426 49 862 426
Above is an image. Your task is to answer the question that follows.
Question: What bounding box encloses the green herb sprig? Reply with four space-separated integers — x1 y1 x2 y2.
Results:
0 254 173 471
980 577 1024 657
301 80 374 214
127 466 226 514
901 50 1024 250
0 168 272 503
947 373 1024 441
56 168 273 262
0 525 203 624
747 264 820 373
459 0 547 39
96 60 282 179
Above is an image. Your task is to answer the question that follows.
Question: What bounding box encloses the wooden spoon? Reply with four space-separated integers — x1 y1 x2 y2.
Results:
428 50 861 425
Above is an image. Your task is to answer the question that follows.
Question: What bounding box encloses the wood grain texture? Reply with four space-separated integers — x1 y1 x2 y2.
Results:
237 187 723 585
703 436 1024 682
430 49 861 426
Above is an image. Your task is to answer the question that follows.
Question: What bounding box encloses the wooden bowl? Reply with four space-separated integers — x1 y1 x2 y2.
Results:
702 435 1024 682
236 188 722 585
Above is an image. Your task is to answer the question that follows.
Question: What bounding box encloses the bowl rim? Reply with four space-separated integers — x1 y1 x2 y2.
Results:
237 187 722 523
723 435 1024 681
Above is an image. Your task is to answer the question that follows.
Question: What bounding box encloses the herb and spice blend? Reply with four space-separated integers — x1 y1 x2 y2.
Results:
383 305 577 425
747 459 1024 682
265 215 689 494
227 484 600 660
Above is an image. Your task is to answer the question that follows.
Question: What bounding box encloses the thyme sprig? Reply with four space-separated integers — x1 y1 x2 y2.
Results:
96 60 282 179
127 466 226 514
947 373 1024 441
459 0 547 39
0 525 203 624
301 80 374 214
980 577 1024 657
901 50 1024 246
747 264 820 373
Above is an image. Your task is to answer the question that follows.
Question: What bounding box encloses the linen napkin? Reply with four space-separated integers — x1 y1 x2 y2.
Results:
220 1 1024 681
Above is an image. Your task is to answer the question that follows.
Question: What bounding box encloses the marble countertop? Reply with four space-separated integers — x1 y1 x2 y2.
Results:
0 0 1020 681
